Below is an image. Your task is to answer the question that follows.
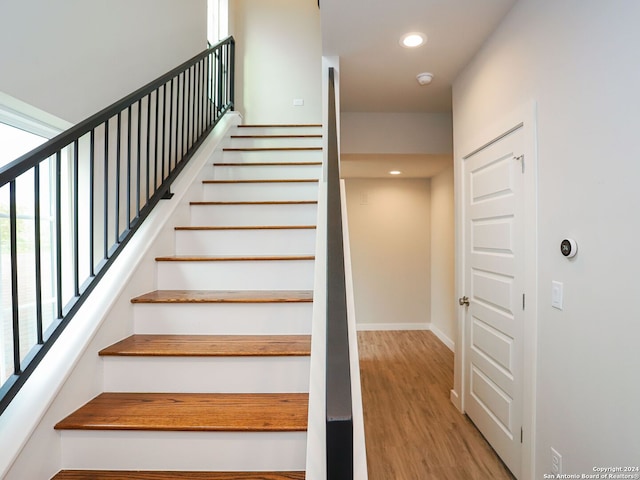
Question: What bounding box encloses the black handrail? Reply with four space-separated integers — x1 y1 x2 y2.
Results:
326 67 353 478
0 36 235 415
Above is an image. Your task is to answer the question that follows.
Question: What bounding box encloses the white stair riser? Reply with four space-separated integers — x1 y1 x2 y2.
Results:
175 228 316 256
202 182 318 202
189 203 318 227
228 137 322 148
60 430 306 471
157 260 315 290
233 126 321 136
103 356 310 393
222 150 322 163
134 303 312 335
213 164 321 180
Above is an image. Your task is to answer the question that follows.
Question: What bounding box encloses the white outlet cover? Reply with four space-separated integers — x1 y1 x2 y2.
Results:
551 447 562 474
551 281 563 310
293 98 304 106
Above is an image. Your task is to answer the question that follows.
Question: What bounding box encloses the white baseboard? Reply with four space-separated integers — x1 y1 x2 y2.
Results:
356 322 430 331
355 322 455 353
450 389 462 412
430 325 455 352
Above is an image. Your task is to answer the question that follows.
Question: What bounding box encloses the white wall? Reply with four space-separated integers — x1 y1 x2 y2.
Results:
452 0 640 476
0 0 207 123
341 112 453 154
430 165 455 349
340 112 453 333
230 0 322 124
345 178 431 329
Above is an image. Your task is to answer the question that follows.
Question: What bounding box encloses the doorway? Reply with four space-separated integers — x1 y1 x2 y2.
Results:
454 103 537 480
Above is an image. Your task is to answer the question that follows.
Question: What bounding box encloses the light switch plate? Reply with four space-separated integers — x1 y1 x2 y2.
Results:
293 98 304 106
551 281 563 310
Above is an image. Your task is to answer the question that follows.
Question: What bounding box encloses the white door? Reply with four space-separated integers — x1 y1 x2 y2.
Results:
462 126 525 477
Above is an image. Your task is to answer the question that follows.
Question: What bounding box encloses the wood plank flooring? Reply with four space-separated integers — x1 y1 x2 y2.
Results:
358 330 515 480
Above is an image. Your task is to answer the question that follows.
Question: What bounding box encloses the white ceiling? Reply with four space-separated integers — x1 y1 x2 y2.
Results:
320 0 517 113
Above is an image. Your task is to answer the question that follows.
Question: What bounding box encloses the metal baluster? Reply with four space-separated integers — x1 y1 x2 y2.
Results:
218 46 222 117
195 63 200 142
89 130 95 276
56 150 63 317
104 121 109 260
161 84 167 183
179 72 185 161
115 113 121 244
127 105 132 230
186 67 191 152
154 89 160 194
228 38 236 110
73 139 80 296
136 100 142 217
168 77 174 171
146 94 151 204
34 165 44 344
9 180 21 373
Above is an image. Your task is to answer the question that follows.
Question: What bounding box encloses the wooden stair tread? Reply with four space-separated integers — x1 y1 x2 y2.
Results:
53 471 305 479
190 201 318 205
131 289 313 304
53 472 305 480
238 124 321 128
155 255 315 262
99 334 311 357
231 134 321 138
54 393 309 432
215 162 322 166
202 179 318 184
223 147 321 152
175 225 316 231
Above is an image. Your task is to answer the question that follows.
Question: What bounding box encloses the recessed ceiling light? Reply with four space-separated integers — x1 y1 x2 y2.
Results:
400 32 426 48
389 170 402 175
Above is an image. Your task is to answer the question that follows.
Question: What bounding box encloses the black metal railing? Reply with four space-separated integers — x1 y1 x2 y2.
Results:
0 36 235 415
326 66 353 479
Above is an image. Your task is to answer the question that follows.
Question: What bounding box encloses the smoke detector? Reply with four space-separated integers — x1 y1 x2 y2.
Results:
416 72 434 85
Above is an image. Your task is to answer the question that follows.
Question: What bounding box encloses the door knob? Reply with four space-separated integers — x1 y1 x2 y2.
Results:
458 296 470 307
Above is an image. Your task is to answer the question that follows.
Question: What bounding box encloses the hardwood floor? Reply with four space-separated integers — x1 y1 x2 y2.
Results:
358 330 515 480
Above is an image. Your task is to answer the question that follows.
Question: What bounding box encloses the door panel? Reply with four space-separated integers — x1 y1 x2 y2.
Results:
473 218 514 252
472 270 514 313
472 318 514 373
463 126 524 477
470 366 514 430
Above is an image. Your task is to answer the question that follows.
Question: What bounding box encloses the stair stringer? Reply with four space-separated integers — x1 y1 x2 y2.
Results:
0 112 243 480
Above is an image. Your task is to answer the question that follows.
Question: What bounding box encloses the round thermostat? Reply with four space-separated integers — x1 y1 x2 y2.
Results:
560 238 577 258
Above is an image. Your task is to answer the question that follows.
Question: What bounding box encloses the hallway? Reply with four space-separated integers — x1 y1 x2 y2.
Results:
358 330 515 480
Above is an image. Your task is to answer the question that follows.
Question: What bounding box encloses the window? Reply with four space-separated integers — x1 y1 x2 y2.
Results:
0 98 65 385
208 0 229 45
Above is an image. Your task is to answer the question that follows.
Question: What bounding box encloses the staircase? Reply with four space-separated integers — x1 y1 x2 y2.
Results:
52 124 323 479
